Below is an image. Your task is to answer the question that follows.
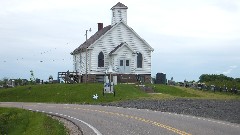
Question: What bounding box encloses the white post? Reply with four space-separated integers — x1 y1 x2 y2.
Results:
85 29 88 83
110 73 112 92
108 65 113 92
85 28 91 83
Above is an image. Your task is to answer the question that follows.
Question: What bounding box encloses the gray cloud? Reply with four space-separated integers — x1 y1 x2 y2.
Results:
0 0 240 81
212 0 240 12
223 65 238 75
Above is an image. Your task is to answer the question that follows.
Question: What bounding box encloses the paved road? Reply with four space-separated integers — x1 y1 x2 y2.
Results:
0 102 239 135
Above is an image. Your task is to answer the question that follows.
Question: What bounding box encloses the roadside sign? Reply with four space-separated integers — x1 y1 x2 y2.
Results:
103 82 115 96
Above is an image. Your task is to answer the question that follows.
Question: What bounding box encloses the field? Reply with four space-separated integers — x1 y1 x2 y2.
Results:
0 107 67 135
0 83 239 104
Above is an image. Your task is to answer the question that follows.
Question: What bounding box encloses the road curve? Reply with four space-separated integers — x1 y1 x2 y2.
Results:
0 102 239 135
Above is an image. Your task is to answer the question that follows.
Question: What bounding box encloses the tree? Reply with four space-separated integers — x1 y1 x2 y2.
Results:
15 78 22 86
30 70 36 84
0 79 3 85
2 77 8 86
199 74 233 82
198 74 240 90
235 78 240 83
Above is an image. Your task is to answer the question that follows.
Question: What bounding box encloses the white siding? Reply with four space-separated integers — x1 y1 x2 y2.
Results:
112 46 134 73
74 53 81 73
73 55 76 71
112 9 127 25
89 22 152 75
74 50 92 75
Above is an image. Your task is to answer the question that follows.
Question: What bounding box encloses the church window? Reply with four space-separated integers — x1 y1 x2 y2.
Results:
98 52 104 67
137 53 143 68
120 60 123 66
126 60 129 66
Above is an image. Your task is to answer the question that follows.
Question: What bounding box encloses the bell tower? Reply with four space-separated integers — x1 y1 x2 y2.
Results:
111 2 128 25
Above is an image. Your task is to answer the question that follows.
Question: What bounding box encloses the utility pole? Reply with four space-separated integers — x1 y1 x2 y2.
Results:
85 28 91 83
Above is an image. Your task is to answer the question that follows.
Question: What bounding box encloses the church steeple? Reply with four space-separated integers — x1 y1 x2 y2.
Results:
111 2 128 25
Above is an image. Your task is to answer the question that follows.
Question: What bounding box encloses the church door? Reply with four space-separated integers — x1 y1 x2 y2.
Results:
119 59 130 73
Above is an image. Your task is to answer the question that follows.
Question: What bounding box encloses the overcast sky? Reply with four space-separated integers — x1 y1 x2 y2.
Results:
0 0 239 82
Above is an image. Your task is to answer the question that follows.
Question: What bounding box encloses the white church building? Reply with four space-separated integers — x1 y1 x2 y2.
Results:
71 2 154 83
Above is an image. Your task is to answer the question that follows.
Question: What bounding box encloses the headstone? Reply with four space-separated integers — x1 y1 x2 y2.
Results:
36 79 40 84
156 73 166 84
211 85 215 91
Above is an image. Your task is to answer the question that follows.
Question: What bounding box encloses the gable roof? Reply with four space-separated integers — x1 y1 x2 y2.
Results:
111 2 128 10
119 21 154 51
88 21 154 52
109 42 134 55
72 21 154 55
71 25 112 55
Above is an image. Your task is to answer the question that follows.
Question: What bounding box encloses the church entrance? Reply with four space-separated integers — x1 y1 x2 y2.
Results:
119 59 130 73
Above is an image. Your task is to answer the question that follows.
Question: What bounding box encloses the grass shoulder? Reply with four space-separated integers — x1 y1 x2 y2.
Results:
0 107 67 135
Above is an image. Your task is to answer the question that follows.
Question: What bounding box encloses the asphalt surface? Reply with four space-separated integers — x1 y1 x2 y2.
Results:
0 102 240 135
103 99 240 124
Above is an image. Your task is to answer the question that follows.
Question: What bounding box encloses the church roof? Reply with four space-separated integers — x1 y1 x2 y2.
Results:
71 21 154 55
109 42 125 55
71 25 112 55
109 42 134 55
111 2 128 10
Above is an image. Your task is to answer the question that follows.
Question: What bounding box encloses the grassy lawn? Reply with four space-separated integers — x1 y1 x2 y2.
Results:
0 107 67 135
0 83 149 104
0 83 239 104
151 84 200 97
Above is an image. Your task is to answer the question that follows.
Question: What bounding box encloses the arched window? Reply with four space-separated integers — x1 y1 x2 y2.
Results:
137 53 143 68
98 52 104 67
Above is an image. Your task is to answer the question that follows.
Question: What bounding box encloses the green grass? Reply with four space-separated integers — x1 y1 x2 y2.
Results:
1 84 238 135
204 81 240 90
0 83 239 104
0 83 149 104
151 84 200 97
0 107 67 135
177 86 240 100
148 84 240 100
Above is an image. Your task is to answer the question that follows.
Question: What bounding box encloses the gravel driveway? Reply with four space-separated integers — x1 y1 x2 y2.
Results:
102 99 240 124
